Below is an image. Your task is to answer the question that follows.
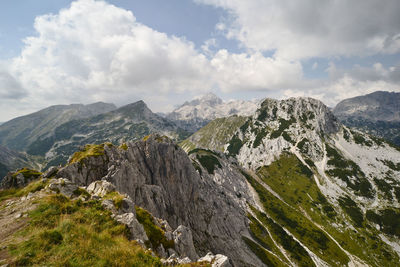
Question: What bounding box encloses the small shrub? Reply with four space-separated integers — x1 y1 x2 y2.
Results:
135 206 174 250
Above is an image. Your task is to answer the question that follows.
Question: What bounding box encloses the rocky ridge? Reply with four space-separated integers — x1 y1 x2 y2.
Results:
0 102 116 152
55 135 260 266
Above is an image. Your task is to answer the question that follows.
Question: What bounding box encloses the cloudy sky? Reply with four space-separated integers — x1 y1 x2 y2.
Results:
0 0 400 121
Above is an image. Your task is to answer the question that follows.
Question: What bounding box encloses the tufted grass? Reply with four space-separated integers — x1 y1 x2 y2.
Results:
8 194 162 266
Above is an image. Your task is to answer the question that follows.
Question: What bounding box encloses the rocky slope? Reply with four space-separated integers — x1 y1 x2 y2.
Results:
28 101 189 169
333 91 400 145
182 97 400 266
166 93 261 132
0 169 229 266
54 136 261 266
0 102 116 152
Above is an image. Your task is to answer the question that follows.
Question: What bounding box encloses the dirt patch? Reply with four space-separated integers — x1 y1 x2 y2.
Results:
0 192 45 262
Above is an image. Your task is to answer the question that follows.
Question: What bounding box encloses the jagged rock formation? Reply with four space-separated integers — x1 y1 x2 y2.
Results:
0 102 116 152
56 135 261 266
334 91 400 145
167 93 261 132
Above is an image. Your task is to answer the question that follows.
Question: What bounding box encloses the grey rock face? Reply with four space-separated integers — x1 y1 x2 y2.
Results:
57 151 109 186
173 225 199 261
333 91 400 145
56 135 262 266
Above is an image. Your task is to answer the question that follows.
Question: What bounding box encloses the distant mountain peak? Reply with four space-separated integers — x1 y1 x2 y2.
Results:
167 93 261 132
334 90 400 122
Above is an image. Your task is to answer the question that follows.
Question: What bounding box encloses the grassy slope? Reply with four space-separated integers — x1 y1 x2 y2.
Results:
246 153 400 266
180 115 247 152
0 180 208 267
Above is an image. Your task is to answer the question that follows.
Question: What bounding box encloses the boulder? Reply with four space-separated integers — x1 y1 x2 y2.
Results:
47 178 78 198
198 252 232 267
114 212 148 243
87 180 115 197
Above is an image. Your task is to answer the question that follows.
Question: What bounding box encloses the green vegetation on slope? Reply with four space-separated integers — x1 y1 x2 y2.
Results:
8 194 162 266
189 149 222 175
251 154 349 266
135 206 174 250
69 144 106 164
325 144 374 198
245 153 399 266
182 115 248 153
249 207 314 267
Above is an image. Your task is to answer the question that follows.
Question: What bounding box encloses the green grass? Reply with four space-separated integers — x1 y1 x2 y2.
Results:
374 178 393 200
243 161 400 266
243 162 349 266
247 212 291 266
188 150 222 175
366 208 400 238
351 130 373 147
135 206 174 250
69 144 105 164
242 236 285 267
8 194 162 266
250 207 315 267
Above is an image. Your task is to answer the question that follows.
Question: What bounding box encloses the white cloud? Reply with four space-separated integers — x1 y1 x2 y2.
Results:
197 0 400 59
10 0 213 108
1 0 400 122
1 0 306 121
210 50 303 92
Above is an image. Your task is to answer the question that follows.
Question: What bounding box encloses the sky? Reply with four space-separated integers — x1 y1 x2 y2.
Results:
0 0 400 121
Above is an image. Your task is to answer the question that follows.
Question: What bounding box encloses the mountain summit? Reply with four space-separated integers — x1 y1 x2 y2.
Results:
167 92 261 132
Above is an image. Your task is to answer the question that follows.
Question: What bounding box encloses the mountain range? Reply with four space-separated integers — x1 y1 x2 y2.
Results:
0 102 117 152
1 93 400 266
333 91 400 145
